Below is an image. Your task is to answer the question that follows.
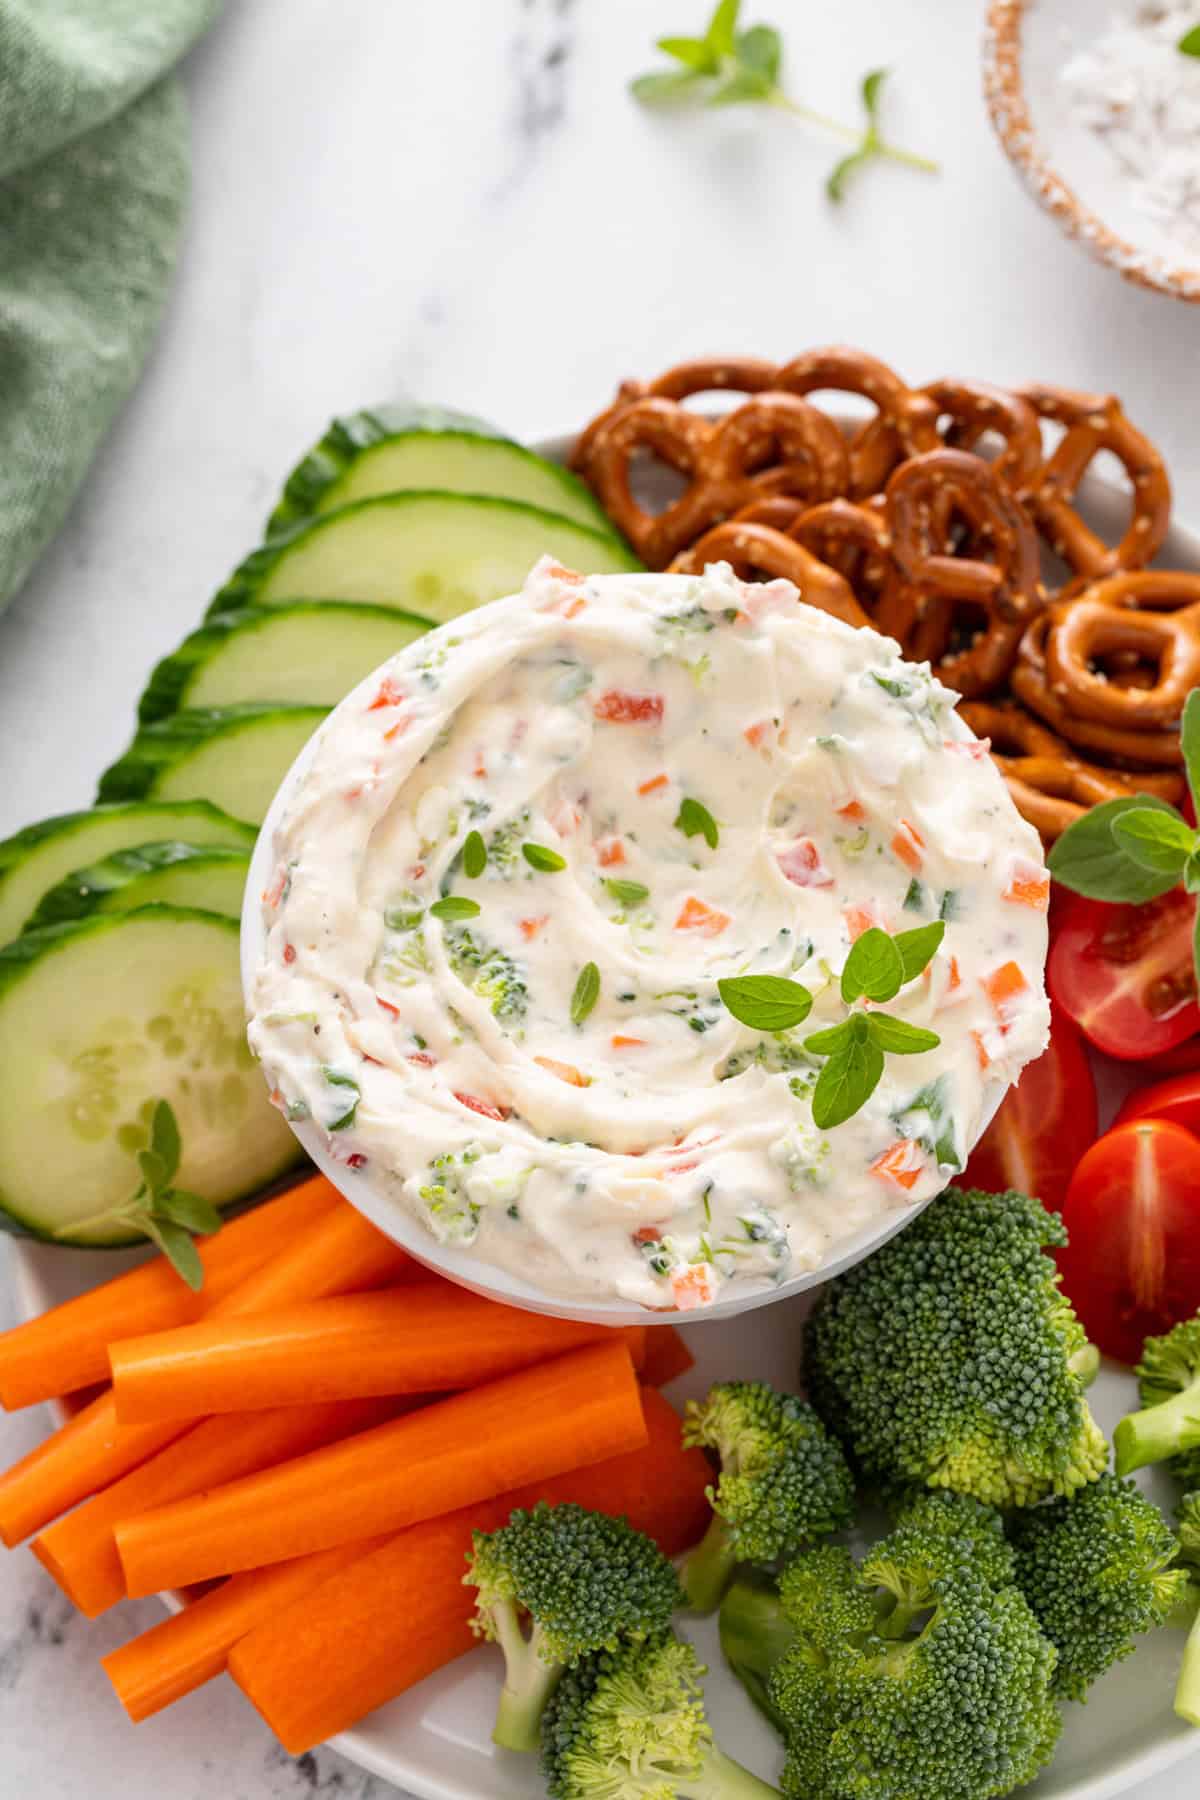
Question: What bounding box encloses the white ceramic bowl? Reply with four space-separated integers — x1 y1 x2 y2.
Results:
241 487 1025 1325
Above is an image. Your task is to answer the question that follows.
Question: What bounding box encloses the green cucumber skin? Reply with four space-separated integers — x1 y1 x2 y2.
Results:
0 801 258 945
137 602 434 725
207 491 642 621
0 906 302 1247
96 704 327 807
24 842 252 930
266 407 621 542
267 405 512 534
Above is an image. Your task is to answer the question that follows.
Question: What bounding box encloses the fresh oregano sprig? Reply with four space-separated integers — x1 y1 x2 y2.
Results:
1048 689 1200 988
53 1100 221 1290
803 925 942 1128
1180 24 1200 56
718 921 943 1129
631 0 938 201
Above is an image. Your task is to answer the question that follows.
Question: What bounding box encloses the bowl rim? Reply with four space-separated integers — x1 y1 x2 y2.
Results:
983 0 1200 305
240 444 1023 1327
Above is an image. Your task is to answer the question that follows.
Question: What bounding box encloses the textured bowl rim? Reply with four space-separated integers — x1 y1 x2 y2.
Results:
983 0 1200 305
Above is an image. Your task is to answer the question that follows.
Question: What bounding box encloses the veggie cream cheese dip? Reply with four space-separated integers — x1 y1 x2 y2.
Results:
249 560 1050 1311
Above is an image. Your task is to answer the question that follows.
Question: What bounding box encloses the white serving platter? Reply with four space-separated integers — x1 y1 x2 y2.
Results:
9 426 1200 1800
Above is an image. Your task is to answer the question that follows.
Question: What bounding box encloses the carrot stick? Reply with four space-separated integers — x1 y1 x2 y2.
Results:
101 1537 392 1723
32 1396 405 1618
227 1387 710 1754
116 1338 647 1594
641 1326 695 1389
205 1197 414 1316
109 1387 706 1728
109 1285 646 1424
0 1176 337 1410
0 1188 407 1544
0 1399 182 1549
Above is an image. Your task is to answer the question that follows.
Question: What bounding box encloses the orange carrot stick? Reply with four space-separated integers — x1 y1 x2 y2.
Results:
101 1537 392 1723
117 1339 647 1594
226 1388 710 1753
109 1285 645 1424
0 1176 337 1411
32 1396 405 1618
0 1189 408 1545
641 1326 695 1389
210 1199 413 1315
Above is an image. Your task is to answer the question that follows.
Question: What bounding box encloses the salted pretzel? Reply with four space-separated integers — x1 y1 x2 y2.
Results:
959 700 1185 841
1017 384 1172 580
1013 612 1187 766
569 357 779 476
581 392 849 568
883 449 1045 697
921 379 1044 492
669 519 870 631
775 347 940 498
788 493 892 590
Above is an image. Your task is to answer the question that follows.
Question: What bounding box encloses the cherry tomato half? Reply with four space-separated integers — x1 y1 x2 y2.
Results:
1114 1070 1200 1135
1057 1118 1200 1365
963 1004 1098 1213
1047 888 1200 1061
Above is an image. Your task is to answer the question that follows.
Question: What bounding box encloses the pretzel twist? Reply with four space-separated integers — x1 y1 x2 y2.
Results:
776 347 940 498
883 449 1046 697
569 358 779 475
1013 613 1186 766
581 393 849 568
1018 384 1172 579
921 378 1044 491
959 700 1185 840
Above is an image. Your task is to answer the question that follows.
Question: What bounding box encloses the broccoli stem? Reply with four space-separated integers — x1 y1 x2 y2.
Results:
683 1742 784 1800
489 1604 562 1754
682 1513 739 1614
718 1573 796 1735
1114 1381 1200 1476
1177 1602 1200 1728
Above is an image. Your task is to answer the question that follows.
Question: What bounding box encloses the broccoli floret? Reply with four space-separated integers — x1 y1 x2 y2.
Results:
446 925 528 1023
1008 1473 1189 1702
680 1381 855 1613
888 1489 1017 1592
1114 1315 1200 1483
1176 1493 1200 1725
541 1629 780 1800
465 1502 682 1753
804 1186 1108 1509
766 1527 1060 1800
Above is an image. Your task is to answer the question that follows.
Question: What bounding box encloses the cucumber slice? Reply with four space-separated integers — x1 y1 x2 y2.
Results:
0 907 300 1245
208 493 641 624
25 843 252 930
0 801 257 946
138 603 432 724
97 705 326 825
267 404 619 540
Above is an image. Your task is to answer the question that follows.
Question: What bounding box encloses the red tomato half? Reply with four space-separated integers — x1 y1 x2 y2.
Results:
1047 889 1200 1060
963 1004 1098 1213
1114 1070 1200 1135
1057 1118 1200 1365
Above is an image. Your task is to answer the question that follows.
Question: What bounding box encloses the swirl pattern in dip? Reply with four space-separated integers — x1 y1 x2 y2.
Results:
249 560 1050 1309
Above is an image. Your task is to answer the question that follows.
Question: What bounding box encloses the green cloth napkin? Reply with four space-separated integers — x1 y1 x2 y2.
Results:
0 0 222 613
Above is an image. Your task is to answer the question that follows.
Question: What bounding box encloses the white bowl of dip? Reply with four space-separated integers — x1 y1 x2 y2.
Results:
242 556 1047 1325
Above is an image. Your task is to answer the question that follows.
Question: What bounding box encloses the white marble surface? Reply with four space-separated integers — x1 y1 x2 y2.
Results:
1 0 1199 1794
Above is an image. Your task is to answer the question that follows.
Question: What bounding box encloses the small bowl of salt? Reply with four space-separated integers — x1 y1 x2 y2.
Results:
985 0 1200 303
